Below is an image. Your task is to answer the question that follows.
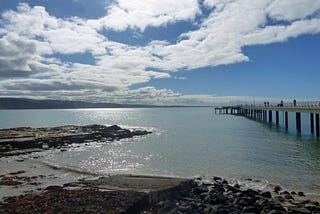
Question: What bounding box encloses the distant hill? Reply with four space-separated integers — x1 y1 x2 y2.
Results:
0 98 158 109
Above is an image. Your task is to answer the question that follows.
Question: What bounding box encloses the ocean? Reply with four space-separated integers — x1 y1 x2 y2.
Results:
1 107 320 197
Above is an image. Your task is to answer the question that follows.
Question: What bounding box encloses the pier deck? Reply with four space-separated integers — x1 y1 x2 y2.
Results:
215 104 320 138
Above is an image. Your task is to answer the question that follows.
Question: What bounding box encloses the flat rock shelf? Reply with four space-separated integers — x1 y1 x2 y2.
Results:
0 124 152 157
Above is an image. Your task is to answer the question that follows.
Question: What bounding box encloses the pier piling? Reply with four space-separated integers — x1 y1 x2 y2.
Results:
268 110 272 123
214 104 320 138
285 112 288 129
311 113 314 134
296 112 301 133
316 114 320 138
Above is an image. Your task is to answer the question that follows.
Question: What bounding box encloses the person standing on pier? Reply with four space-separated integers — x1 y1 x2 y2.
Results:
293 99 296 107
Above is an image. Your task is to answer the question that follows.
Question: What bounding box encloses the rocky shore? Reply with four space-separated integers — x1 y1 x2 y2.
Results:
0 174 319 213
0 124 151 157
1 125 320 213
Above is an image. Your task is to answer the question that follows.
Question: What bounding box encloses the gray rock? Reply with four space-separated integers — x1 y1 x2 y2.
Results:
274 186 281 193
243 205 259 213
193 184 209 195
45 185 63 191
261 191 272 198
288 207 311 214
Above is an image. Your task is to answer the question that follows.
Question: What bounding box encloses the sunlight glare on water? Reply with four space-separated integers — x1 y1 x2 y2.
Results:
1 108 320 194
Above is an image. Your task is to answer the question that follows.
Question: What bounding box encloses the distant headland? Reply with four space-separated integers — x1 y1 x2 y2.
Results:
0 97 209 109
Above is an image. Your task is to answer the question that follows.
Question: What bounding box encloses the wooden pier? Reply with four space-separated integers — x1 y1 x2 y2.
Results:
215 105 320 138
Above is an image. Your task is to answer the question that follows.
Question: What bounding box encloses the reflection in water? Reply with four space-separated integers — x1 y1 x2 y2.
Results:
0 108 320 194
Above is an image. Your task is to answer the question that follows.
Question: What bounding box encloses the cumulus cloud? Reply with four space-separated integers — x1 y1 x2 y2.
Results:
97 0 201 31
148 0 320 71
266 0 320 21
0 33 43 77
0 1 320 105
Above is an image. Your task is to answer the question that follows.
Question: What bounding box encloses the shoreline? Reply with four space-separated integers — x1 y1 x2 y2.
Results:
1 124 320 212
1 173 320 213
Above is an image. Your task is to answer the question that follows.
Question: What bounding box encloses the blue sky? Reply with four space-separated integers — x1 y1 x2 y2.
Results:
0 0 320 105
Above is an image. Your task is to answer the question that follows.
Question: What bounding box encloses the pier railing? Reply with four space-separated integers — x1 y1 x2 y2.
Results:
214 103 320 138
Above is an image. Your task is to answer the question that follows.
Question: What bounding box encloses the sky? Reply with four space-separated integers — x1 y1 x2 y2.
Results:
0 0 320 106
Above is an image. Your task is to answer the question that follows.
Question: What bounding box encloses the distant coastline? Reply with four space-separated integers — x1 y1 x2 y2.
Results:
0 97 210 109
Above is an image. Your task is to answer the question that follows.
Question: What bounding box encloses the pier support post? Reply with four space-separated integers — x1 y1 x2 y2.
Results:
268 110 272 123
276 111 279 125
296 112 301 133
310 113 314 134
285 112 288 129
316 114 320 138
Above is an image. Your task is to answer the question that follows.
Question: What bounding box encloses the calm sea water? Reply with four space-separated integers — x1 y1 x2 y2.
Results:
1 108 320 194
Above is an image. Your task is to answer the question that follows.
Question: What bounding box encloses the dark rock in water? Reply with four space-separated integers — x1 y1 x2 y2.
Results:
233 183 240 189
8 171 26 175
298 191 305 197
45 185 63 191
0 124 151 157
274 185 281 193
213 176 222 182
261 191 272 198
225 185 240 193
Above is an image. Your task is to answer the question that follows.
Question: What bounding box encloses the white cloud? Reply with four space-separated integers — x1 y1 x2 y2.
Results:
1 3 106 55
145 0 320 71
266 0 320 21
1 1 320 105
97 0 201 31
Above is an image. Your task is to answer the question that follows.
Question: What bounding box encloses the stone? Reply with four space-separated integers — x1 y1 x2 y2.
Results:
288 207 311 214
267 210 286 214
45 185 63 191
243 189 260 197
193 184 209 195
209 192 228 205
213 176 222 182
261 191 272 198
212 183 225 193
233 183 240 189
274 186 281 193
298 191 305 197
243 205 259 213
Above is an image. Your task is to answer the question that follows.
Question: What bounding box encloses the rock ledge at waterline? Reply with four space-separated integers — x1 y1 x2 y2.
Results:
0 124 151 157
